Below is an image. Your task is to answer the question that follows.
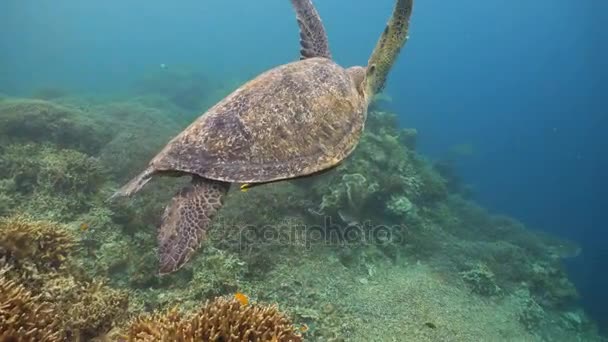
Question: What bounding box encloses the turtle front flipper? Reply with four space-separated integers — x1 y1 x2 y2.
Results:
290 0 332 60
365 0 414 97
157 176 231 275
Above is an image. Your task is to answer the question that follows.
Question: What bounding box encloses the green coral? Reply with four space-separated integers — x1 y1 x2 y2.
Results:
0 98 111 154
460 262 501 296
386 195 415 218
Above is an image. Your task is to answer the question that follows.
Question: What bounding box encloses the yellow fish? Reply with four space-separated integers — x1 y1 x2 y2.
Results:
79 222 89 232
234 292 249 306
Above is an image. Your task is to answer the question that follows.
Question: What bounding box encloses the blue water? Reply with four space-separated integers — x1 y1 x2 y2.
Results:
1 0 605 331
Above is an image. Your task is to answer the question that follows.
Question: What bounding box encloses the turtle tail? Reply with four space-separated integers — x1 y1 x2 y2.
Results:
364 0 414 99
157 176 231 275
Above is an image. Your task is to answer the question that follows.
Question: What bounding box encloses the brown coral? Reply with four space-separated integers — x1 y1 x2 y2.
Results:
0 272 64 341
0 215 129 340
63 280 129 340
124 296 302 342
0 214 76 272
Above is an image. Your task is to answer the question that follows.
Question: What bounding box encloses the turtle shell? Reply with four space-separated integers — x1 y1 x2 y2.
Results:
149 57 366 183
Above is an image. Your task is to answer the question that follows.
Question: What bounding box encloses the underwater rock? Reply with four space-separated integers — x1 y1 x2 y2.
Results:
121 296 302 341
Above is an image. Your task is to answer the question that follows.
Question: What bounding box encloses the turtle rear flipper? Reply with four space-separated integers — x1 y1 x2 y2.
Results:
290 0 332 59
157 176 231 275
108 167 156 201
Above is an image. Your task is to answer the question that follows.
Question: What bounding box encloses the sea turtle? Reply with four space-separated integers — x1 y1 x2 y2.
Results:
110 0 414 275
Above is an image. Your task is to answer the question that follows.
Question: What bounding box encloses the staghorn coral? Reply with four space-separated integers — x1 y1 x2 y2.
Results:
123 296 302 342
0 272 64 341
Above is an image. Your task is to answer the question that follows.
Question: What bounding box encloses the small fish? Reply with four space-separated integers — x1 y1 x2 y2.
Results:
240 184 251 192
160 63 168 69
299 324 309 333
79 222 89 232
234 292 249 306
424 322 437 329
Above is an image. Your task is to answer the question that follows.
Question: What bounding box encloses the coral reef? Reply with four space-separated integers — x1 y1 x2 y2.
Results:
0 99 111 154
0 214 129 340
0 90 602 341
0 215 76 285
122 296 302 342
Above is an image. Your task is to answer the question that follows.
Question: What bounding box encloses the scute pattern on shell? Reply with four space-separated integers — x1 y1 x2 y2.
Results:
150 57 366 183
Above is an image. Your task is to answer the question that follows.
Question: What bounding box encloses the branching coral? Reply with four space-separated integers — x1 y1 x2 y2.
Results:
0 215 130 340
319 173 378 223
0 214 76 273
122 297 302 341
63 280 130 340
0 272 64 341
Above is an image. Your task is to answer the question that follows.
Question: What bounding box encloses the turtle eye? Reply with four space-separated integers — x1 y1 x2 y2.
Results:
368 64 377 76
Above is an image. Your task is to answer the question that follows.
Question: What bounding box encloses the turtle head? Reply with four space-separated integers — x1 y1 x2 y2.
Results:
347 65 367 97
